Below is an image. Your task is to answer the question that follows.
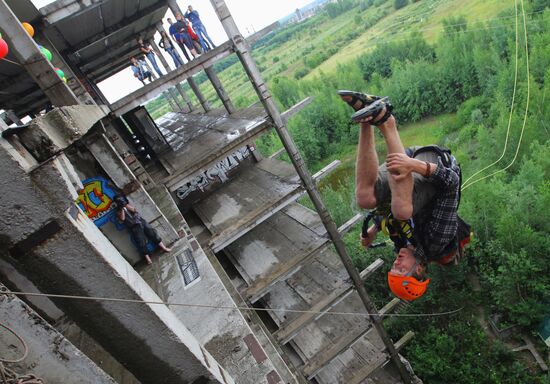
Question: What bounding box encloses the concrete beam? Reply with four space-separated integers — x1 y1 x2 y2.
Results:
0 287 116 383
110 41 234 116
204 66 234 114
274 258 384 345
302 300 409 380
348 331 414 384
0 0 80 107
0 147 231 383
40 0 102 25
64 2 168 53
243 212 362 304
209 160 342 254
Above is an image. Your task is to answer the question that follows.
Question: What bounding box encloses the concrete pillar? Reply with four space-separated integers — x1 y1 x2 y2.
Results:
175 83 194 111
150 38 170 74
5 110 23 125
84 128 180 245
35 29 96 105
164 91 179 112
168 87 186 112
0 0 80 107
188 77 211 112
0 123 232 384
0 287 116 383
204 66 235 114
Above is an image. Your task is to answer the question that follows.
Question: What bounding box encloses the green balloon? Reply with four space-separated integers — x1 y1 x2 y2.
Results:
54 68 65 78
40 46 52 61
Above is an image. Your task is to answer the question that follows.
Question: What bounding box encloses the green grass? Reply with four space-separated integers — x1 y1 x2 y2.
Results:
146 0 515 117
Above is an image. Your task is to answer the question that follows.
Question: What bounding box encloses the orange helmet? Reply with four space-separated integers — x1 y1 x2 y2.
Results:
387 272 430 301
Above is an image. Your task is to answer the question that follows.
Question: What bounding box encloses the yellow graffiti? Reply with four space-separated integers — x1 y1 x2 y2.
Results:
77 180 112 219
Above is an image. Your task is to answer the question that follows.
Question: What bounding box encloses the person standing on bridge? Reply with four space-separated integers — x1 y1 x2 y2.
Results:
185 5 215 52
159 31 184 68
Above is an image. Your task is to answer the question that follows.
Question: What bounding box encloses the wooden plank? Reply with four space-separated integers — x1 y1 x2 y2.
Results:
274 258 384 345
348 331 415 384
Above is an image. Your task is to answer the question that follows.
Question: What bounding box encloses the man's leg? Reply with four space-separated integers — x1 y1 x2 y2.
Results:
198 25 215 48
177 41 191 62
377 116 414 220
355 122 379 209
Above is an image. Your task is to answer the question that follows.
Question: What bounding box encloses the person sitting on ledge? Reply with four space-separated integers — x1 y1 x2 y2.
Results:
129 57 152 85
115 195 172 265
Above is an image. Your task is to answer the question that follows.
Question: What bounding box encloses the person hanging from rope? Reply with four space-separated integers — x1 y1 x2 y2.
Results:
114 195 172 265
339 91 471 301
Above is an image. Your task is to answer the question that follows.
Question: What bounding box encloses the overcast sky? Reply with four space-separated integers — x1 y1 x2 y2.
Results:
31 0 314 102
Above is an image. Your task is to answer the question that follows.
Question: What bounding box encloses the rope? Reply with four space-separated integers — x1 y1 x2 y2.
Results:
0 290 463 319
0 364 43 384
462 0 531 190
0 58 21 67
0 323 28 364
461 0 519 187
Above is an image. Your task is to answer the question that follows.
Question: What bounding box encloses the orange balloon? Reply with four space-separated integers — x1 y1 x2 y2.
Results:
22 22 34 37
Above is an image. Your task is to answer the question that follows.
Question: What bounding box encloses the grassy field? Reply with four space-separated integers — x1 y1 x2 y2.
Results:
147 0 515 118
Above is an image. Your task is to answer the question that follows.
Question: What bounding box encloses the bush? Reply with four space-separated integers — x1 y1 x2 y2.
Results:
394 0 408 9
294 67 310 79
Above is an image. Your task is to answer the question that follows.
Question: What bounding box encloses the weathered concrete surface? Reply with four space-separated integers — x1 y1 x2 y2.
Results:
194 158 302 252
151 106 271 190
223 204 406 384
0 287 116 383
138 222 297 384
0 138 231 384
85 130 180 250
15 105 107 162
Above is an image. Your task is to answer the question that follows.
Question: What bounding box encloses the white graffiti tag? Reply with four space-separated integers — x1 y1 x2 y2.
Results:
176 146 251 200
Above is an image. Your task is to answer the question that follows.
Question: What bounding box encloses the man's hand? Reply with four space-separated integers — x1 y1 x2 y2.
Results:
360 225 378 248
386 153 415 180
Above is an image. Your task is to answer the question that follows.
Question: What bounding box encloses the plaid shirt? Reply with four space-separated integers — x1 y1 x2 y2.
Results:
413 157 460 263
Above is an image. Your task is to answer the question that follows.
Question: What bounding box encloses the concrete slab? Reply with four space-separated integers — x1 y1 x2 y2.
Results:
221 203 404 383
151 106 271 190
136 230 292 384
194 158 302 253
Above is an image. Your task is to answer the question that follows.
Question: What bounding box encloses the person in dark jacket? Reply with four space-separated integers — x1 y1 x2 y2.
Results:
167 17 191 62
115 195 172 265
173 13 199 59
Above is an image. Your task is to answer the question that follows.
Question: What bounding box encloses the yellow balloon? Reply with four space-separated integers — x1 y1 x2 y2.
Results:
22 22 34 37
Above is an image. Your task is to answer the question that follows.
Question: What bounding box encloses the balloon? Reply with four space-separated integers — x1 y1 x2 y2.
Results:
22 22 34 37
62 77 67 84
54 67 65 78
39 46 52 61
0 38 8 60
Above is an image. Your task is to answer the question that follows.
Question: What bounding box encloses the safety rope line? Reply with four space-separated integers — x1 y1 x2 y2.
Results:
0 322 28 363
0 290 463 318
462 0 531 190
461 0 519 187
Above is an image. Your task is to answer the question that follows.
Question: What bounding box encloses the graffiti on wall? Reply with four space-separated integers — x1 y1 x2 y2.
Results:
176 146 252 200
76 176 117 227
